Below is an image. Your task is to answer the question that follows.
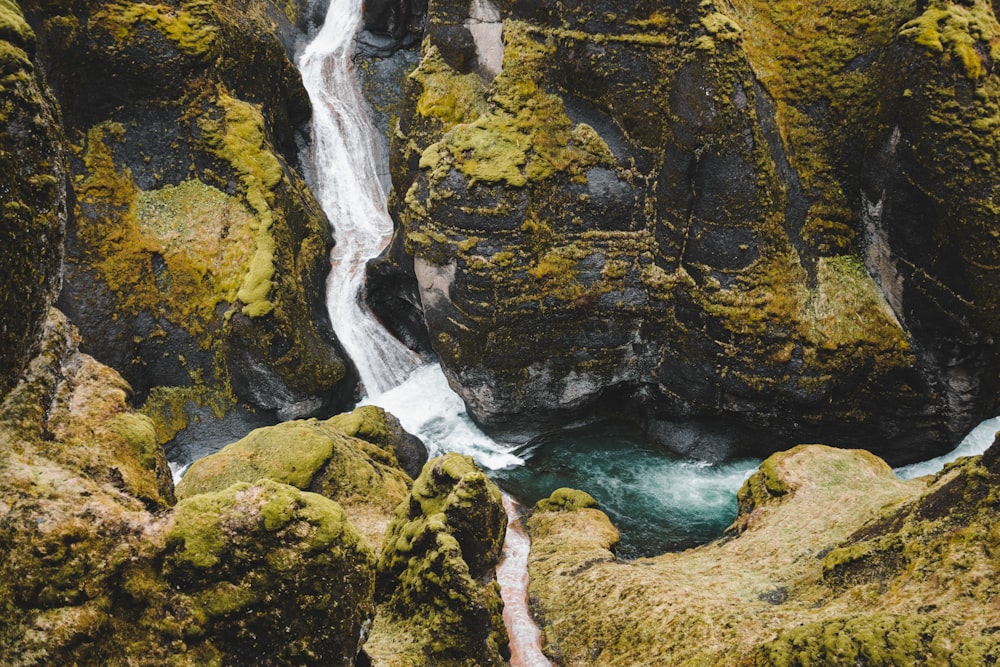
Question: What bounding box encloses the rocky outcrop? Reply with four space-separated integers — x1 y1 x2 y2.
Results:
381 0 1000 462
175 404 424 548
17 0 355 459
0 310 375 666
0 0 66 398
367 453 509 666
862 0 1000 446
526 440 1000 664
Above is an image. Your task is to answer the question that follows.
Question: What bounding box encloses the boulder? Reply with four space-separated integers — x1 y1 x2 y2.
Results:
176 404 423 549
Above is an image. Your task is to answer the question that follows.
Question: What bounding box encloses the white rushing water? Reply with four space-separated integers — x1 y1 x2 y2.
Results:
298 0 420 397
895 416 1000 479
297 3 550 664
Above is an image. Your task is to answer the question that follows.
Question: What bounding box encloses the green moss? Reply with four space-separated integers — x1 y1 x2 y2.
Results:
168 484 237 569
326 405 395 446
411 46 488 125
727 0 917 254
0 0 34 51
109 412 160 469
370 453 508 665
198 91 283 318
535 487 599 513
175 423 335 498
900 1 1000 80
93 1 218 58
415 21 613 190
757 614 959 666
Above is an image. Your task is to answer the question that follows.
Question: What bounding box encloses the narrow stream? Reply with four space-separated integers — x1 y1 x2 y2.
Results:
298 0 420 395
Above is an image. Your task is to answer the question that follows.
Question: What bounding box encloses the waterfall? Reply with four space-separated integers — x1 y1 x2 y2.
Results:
297 2 550 664
298 0 420 397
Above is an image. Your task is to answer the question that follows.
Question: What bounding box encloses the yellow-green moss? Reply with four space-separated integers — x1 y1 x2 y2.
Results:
93 0 217 58
411 46 488 125
176 423 335 497
0 0 34 50
900 1 1000 80
535 487 599 513
416 21 614 189
727 0 917 253
198 91 284 318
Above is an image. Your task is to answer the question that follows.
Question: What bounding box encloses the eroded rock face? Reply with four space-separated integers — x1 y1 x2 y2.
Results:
0 310 375 666
384 0 1000 462
863 0 1000 447
0 0 66 398
527 441 1000 664
18 0 355 458
367 453 509 666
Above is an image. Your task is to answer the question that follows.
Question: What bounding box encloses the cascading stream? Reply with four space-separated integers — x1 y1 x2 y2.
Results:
297 3 549 664
298 0 420 397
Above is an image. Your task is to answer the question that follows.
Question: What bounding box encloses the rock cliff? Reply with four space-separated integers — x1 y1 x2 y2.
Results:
379 0 1000 463
16 0 356 461
0 0 66 398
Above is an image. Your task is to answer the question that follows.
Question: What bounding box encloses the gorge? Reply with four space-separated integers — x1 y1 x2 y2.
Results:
3 0 1000 664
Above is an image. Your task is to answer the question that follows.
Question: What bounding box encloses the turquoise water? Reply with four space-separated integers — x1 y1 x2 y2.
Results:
490 424 760 559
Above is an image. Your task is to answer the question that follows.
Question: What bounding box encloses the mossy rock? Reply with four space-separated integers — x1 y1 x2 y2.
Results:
0 0 66 399
162 479 376 665
175 405 417 549
0 309 174 507
368 453 509 666
387 0 972 462
22 0 354 451
0 310 377 665
534 487 599 513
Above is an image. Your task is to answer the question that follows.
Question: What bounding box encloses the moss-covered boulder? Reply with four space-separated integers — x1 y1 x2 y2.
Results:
0 312 377 665
526 442 1000 664
381 0 999 462
367 453 509 666
176 405 422 549
0 0 66 398
161 479 376 666
17 0 355 460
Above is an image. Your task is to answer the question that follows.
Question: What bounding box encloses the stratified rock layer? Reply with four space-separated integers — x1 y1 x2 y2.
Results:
527 441 1000 665
381 0 1000 462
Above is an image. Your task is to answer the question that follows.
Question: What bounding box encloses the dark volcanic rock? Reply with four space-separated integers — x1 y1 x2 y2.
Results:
862 0 1000 448
387 0 1000 463
21 0 358 449
0 1 66 398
